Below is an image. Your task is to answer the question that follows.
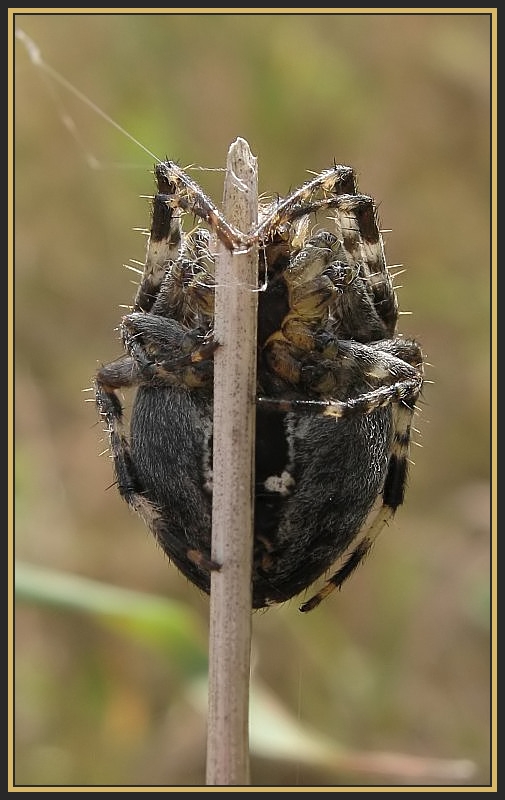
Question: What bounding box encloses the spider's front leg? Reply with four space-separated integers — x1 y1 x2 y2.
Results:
155 161 248 252
332 194 398 335
255 164 357 242
134 162 222 316
134 168 183 313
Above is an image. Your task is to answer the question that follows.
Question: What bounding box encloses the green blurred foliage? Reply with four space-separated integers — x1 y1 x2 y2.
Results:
13 11 492 788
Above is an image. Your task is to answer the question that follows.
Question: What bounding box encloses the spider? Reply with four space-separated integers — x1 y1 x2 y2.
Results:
94 160 424 612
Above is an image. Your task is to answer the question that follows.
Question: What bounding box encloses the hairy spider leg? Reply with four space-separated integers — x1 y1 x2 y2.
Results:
259 193 397 334
135 162 218 328
335 194 398 335
134 166 184 313
120 312 217 388
155 161 248 252
253 164 356 242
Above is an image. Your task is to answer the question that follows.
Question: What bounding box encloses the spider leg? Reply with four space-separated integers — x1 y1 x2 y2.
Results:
121 312 218 388
334 193 397 335
259 190 397 336
134 167 184 313
155 161 248 252
150 227 216 328
147 255 216 330
135 159 220 325
255 164 357 243
257 364 422 422
262 334 423 405
95 356 152 512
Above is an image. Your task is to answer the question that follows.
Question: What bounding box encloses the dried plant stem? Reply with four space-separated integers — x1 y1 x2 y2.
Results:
206 138 258 786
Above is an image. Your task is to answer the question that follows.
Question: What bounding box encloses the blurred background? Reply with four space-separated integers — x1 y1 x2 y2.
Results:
13 11 493 789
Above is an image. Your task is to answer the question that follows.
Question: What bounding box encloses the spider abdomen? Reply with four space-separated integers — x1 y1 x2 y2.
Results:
252 407 392 606
128 385 392 608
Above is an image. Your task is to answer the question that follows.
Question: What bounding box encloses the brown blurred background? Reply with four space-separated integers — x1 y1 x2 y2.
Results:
13 11 493 788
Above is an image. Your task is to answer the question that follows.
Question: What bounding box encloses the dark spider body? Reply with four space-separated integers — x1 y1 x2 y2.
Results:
95 161 424 611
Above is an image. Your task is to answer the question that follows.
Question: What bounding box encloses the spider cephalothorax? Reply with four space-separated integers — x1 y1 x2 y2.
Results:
94 161 424 611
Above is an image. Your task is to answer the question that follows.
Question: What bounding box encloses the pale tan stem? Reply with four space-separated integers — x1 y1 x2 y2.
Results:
206 138 258 786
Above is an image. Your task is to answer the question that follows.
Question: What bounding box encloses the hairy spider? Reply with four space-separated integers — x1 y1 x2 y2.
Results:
94 161 424 611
